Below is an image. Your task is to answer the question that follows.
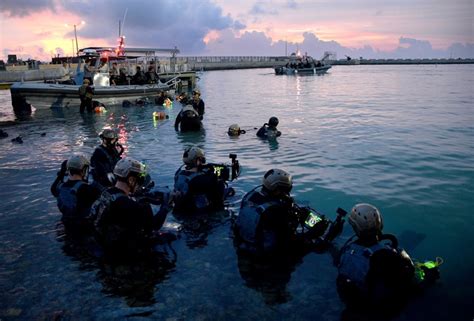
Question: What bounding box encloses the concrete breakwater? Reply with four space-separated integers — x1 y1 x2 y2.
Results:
182 56 474 70
1 57 473 83
0 65 69 83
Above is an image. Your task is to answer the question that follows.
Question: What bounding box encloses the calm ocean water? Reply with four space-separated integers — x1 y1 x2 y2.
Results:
0 65 473 320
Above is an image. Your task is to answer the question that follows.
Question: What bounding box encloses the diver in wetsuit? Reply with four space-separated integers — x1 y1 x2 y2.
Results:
90 129 124 190
51 155 101 232
174 105 202 132
336 203 441 313
256 116 281 139
234 168 344 256
173 146 226 214
228 124 246 136
191 90 205 120
91 158 171 260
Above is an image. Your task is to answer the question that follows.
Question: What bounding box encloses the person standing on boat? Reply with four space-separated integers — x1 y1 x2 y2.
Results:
191 90 205 120
115 67 129 85
132 65 147 85
79 79 94 113
83 59 95 84
50 155 101 233
109 62 119 85
90 129 124 190
257 116 281 138
145 66 160 84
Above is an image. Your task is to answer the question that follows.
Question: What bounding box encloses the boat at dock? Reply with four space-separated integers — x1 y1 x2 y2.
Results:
275 52 331 75
10 81 173 111
10 46 195 116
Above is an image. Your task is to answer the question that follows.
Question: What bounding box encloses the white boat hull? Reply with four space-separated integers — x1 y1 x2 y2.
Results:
10 82 172 115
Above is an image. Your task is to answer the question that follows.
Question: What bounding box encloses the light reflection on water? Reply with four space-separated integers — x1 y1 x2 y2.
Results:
0 65 473 320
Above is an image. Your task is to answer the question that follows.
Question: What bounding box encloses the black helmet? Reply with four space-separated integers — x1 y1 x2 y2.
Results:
268 116 279 127
99 129 118 140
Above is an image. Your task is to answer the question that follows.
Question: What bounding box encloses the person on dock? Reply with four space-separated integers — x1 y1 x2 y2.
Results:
78 79 94 113
336 203 441 314
192 90 205 120
233 169 344 257
256 116 281 139
90 129 124 190
173 146 227 214
91 158 171 260
174 105 202 132
51 155 101 233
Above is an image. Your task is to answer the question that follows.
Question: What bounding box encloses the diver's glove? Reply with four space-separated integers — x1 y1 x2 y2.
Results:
116 143 124 157
58 160 68 177
107 173 116 185
139 186 172 206
414 257 443 287
415 257 443 283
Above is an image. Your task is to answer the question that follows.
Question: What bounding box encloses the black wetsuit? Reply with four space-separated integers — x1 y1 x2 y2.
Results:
192 99 205 119
132 70 147 85
51 178 101 231
79 85 94 113
256 124 281 138
94 187 167 258
174 167 225 214
90 145 122 190
174 109 202 132
234 188 295 255
145 71 160 84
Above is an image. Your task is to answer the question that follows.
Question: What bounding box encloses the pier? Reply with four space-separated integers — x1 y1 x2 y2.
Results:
1 57 473 84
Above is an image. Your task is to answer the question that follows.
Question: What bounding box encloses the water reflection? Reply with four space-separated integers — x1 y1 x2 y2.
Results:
173 209 231 249
56 222 100 271
235 250 303 305
176 128 206 145
264 137 279 151
97 246 176 307
56 220 177 308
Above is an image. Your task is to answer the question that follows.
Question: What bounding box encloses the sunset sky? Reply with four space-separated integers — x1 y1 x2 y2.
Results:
0 0 472 62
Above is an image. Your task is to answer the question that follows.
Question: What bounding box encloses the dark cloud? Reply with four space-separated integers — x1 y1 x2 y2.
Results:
249 1 278 15
233 20 246 30
0 0 55 17
59 0 244 54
